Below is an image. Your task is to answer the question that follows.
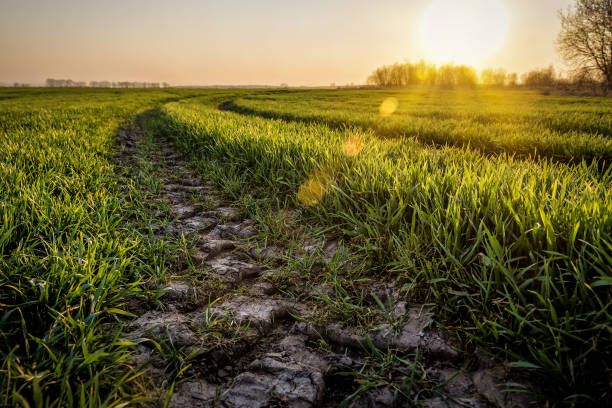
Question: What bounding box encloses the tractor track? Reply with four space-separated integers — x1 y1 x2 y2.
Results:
116 123 534 408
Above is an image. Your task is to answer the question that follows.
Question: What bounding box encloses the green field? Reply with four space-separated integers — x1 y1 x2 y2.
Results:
1 87 611 406
227 90 612 165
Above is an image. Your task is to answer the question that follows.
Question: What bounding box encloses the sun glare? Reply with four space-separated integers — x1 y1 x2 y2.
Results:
419 0 510 65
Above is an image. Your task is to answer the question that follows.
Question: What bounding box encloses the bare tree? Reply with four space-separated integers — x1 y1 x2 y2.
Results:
481 68 507 87
506 73 518 87
521 65 556 88
557 0 612 93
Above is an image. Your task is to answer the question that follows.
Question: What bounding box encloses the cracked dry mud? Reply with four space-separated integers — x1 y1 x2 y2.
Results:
118 126 534 408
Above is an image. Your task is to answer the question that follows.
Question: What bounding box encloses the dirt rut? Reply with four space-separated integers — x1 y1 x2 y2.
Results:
118 126 534 408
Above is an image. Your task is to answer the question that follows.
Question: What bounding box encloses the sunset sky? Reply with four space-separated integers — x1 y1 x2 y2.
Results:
0 0 573 86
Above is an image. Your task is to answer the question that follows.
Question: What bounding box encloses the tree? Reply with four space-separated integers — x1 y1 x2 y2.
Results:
366 61 479 88
521 65 556 88
481 68 507 87
437 64 456 88
506 72 518 87
480 68 495 85
557 0 612 93
453 65 478 87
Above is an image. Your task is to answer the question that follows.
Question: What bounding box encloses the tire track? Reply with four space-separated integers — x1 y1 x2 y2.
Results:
117 124 535 408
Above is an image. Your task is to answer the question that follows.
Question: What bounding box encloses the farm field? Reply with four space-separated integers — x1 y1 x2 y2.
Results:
1 87 611 407
226 90 612 165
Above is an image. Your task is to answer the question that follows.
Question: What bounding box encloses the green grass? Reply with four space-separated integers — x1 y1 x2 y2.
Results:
1 87 611 406
0 88 199 406
227 89 612 167
143 90 611 405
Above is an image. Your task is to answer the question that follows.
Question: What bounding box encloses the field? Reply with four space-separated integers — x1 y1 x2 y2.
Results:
1 87 611 407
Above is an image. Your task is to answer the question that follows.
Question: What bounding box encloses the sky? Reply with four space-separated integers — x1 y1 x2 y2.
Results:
0 0 573 86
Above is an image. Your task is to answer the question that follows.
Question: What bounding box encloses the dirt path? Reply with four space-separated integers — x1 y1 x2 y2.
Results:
117 124 533 408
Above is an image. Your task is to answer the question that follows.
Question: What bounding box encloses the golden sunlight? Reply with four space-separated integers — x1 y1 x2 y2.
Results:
419 0 510 64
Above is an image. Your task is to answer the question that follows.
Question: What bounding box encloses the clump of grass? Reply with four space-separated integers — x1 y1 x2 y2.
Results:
335 340 434 407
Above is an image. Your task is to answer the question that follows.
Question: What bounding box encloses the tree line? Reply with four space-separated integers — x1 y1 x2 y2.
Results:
366 61 511 88
368 0 611 94
366 61 607 92
45 79 171 88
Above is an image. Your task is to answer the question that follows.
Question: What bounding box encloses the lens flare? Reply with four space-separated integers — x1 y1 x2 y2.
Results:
379 97 398 117
342 136 363 157
297 167 334 206
298 179 325 206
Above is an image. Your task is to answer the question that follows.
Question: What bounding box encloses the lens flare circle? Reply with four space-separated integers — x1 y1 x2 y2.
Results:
419 0 510 64
298 179 325 206
342 136 363 157
379 97 398 117
297 167 334 206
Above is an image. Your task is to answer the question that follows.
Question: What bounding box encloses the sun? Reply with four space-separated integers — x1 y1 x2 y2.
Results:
419 0 510 65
